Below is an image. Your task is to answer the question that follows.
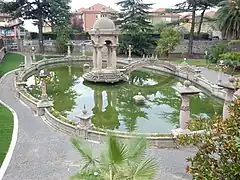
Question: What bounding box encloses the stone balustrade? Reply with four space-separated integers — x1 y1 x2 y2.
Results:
15 55 234 149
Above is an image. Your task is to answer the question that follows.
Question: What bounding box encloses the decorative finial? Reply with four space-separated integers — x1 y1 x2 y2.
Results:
82 104 87 114
184 80 191 87
229 76 235 83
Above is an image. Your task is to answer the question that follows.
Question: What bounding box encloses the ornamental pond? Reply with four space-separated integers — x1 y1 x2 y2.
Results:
26 65 223 133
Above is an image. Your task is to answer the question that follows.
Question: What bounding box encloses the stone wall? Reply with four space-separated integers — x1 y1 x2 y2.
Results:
23 39 223 55
173 40 219 54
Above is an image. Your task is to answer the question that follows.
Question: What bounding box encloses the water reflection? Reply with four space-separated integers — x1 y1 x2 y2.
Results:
26 65 223 133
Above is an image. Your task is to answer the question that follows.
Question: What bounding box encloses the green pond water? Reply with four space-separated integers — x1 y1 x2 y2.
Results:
26 65 223 133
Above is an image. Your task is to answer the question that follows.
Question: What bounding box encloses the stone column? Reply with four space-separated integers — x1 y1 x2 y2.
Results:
97 46 103 71
92 45 97 70
107 45 112 68
179 95 190 129
218 62 224 84
67 44 71 57
82 43 86 56
171 80 201 136
31 46 36 63
111 45 117 70
223 89 235 120
128 45 132 64
218 77 236 120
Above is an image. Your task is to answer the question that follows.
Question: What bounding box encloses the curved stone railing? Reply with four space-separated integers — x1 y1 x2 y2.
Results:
15 55 234 148
123 59 177 73
15 56 178 148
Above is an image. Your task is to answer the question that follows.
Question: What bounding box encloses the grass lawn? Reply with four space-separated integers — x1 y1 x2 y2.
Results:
171 59 209 66
0 104 13 166
0 52 23 166
0 52 24 77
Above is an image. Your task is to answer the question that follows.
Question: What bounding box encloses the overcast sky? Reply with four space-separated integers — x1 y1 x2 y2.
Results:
24 0 184 32
70 0 183 11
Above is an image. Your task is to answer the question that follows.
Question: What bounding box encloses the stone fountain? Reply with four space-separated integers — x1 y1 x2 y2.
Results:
83 17 126 83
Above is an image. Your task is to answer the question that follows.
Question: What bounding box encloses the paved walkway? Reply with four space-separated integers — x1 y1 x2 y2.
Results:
0 55 197 180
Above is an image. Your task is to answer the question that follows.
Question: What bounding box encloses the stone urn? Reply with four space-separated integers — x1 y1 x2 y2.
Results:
133 92 145 104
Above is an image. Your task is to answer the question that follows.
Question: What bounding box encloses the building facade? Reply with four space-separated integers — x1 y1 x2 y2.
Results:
72 3 117 32
149 8 180 26
0 13 23 39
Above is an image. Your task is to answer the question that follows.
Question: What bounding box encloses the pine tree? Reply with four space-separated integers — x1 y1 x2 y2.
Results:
116 0 156 56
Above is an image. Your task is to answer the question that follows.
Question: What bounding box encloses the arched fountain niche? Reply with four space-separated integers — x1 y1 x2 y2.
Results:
83 17 127 83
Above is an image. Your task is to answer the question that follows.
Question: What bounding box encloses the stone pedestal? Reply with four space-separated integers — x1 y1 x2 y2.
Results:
218 77 237 120
175 80 201 130
37 101 53 116
76 107 94 139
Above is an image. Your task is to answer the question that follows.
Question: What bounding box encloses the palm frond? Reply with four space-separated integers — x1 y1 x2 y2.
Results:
107 135 128 165
130 158 158 180
127 136 148 160
70 137 99 171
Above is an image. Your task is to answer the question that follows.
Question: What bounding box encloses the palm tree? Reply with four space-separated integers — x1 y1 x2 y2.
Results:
216 0 240 40
70 135 157 180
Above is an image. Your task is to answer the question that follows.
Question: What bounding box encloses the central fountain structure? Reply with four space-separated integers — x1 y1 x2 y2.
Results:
83 17 126 83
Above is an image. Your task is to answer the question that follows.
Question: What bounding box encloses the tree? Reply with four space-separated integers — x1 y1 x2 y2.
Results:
116 0 156 56
71 15 84 33
71 135 157 180
55 25 72 54
156 27 181 59
195 0 221 39
154 21 167 33
2 0 71 53
216 0 240 40
178 97 240 179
